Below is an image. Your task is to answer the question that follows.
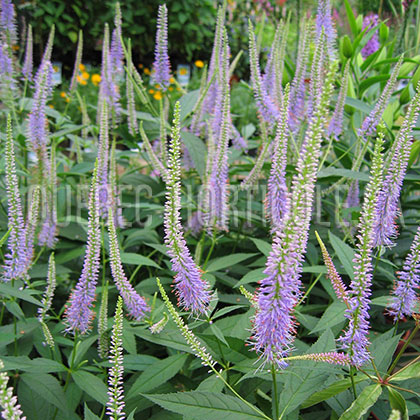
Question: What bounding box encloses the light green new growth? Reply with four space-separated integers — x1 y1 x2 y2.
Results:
150 313 169 334
106 296 125 420
0 360 25 420
38 253 56 321
156 278 215 367
239 286 259 309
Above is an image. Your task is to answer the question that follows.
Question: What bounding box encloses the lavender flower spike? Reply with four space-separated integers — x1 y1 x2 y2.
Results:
316 0 336 58
22 24 33 82
373 86 420 248
3 115 28 283
97 97 110 217
164 101 211 315
266 84 290 230
108 207 149 320
38 252 56 322
69 30 83 92
153 4 171 91
359 57 403 138
65 163 101 335
205 33 231 233
0 359 25 420
248 20 279 124
361 14 380 59
106 296 125 420
328 61 350 138
0 0 16 45
388 226 420 321
339 130 385 366
251 62 336 369
23 186 40 270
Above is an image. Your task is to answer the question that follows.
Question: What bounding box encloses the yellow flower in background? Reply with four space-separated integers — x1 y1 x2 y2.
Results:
194 60 204 68
77 75 87 86
48 104 54 109
153 91 162 100
53 65 59 72
60 91 67 98
65 97 70 103
12 45 19 51
79 63 86 71
179 68 187 76
169 77 175 84
149 89 155 94
154 84 161 90
91 74 101 86
144 67 151 75
169 86 174 91
81 71 90 80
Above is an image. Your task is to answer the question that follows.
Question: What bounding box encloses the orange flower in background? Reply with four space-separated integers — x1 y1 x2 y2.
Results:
60 91 67 98
153 91 162 100
91 74 101 86
179 68 188 76
81 71 90 80
144 67 151 75
169 77 175 84
149 89 155 94
154 84 161 90
138 63 144 68
169 86 174 91
79 63 86 71
194 60 204 68
12 45 19 51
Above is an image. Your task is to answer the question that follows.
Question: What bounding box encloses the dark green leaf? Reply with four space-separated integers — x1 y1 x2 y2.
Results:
338 384 382 420
72 370 108 405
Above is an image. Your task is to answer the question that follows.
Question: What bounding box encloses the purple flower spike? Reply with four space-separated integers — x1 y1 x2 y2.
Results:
65 164 101 335
339 131 385 366
251 62 336 369
153 4 171 91
316 0 336 58
22 25 33 82
388 226 420 321
108 209 149 320
361 14 380 59
373 87 420 248
0 0 16 44
164 102 211 315
266 85 290 230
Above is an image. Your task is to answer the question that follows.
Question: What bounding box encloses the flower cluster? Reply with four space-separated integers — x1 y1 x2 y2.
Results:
153 4 171 90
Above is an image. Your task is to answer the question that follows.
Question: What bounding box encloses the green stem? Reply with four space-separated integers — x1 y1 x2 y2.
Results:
386 323 419 377
350 366 357 399
203 234 217 271
272 366 279 420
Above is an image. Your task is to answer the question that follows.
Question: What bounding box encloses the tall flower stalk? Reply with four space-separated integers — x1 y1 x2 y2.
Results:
0 360 25 420
22 24 33 82
69 30 83 92
164 101 211 315
108 207 149 320
2 116 28 283
373 86 420 247
153 4 170 91
65 163 101 335
388 226 420 321
106 296 125 420
266 85 290 230
251 57 336 369
339 130 385 366
205 32 230 233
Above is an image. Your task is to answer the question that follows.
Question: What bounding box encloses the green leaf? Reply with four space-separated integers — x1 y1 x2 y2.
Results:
234 268 265 288
388 387 409 420
338 384 382 420
390 362 420 382
329 231 355 281
72 370 108 405
127 354 187 400
0 283 42 306
301 376 368 408
206 253 257 272
250 238 271 256
344 0 357 36
317 168 370 181
180 131 207 179
120 252 160 269
20 373 69 412
84 403 101 420
210 323 229 346
179 89 199 120
1 357 66 373
143 391 267 419
279 329 338 417
359 74 390 94
311 301 347 334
